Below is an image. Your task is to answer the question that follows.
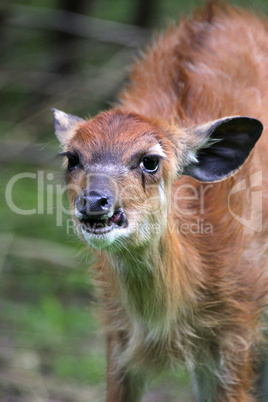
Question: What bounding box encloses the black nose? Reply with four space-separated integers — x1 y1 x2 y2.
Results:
75 190 114 219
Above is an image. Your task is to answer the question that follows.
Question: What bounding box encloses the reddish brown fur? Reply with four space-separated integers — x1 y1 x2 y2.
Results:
59 3 268 401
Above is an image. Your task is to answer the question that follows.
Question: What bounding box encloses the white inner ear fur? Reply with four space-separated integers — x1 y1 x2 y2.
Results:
186 150 199 164
53 109 85 147
183 116 238 167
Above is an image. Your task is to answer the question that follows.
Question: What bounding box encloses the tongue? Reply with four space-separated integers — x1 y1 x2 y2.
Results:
111 208 126 226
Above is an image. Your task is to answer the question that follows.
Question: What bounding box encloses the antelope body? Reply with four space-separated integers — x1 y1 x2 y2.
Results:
53 3 268 401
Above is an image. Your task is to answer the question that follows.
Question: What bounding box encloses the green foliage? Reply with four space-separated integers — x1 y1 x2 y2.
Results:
54 353 106 385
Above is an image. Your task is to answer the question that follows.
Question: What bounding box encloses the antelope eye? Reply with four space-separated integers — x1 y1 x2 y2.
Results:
67 153 80 171
140 156 159 173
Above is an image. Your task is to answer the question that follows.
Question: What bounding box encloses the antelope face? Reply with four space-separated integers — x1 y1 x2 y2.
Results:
53 108 262 251
55 110 176 250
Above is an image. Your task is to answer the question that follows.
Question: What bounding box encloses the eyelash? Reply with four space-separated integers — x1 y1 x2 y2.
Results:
59 152 81 171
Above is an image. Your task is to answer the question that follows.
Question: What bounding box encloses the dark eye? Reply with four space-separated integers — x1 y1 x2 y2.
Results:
68 153 80 171
140 156 159 173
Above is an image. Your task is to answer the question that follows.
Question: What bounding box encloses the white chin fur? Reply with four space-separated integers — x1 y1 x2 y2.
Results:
79 216 158 250
81 225 129 249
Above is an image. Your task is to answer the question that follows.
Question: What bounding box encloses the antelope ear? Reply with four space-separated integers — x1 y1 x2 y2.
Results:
182 116 263 182
52 108 85 147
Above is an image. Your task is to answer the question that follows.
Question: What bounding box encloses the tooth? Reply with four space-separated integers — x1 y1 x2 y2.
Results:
118 212 126 227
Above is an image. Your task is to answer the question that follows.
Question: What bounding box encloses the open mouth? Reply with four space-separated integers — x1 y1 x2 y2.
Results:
81 208 127 235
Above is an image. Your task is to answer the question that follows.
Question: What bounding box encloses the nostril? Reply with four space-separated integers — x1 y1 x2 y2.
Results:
76 195 87 214
79 197 87 209
100 197 109 208
81 196 87 207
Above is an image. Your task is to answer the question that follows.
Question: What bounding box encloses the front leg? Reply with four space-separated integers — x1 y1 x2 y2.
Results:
192 355 257 402
106 332 145 402
192 365 217 402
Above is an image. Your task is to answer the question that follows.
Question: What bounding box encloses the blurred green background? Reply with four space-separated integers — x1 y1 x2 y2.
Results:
1 0 268 401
